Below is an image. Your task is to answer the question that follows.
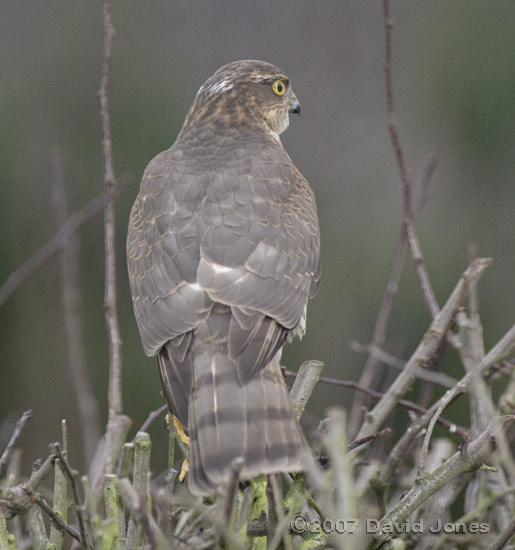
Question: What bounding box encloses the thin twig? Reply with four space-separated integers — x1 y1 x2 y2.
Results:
50 420 68 549
137 405 169 436
355 257 491 444
384 0 439 319
285 370 467 437
28 454 56 490
370 416 515 550
234 484 256 538
377 322 515 487
418 385 467 476
347 428 391 452
433 484 515 550
117 479 168 550
0 410 32 478
126 432 151 549
52 153 101 464
348 153 437 436
220 457 244 527
27 489 83 545
26 501 50 550
350 341 457 388
0 179 128 309
53 443 89 550
103 474 123 549
419 322 515 475
288 360 324 421
486 513 515 550
98 0 122 416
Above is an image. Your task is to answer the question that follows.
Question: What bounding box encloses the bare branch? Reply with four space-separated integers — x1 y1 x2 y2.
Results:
347 428 391 452
27 489 83 546
285 370 467 437
26 503 50 550
378 322 515 487
288 360 324 421
266 474 292 550
117 478 168 550
355 258 491 443
350 341 457 388
0 410 32 478
52 153 101 464
53 443 89 550
0 178 127 309
219 457 244 528
49 422 68 549
98 0 123 416
383 0 439 319
137 404 168 436
370 416 515 549
126 432 151 549
103 474 124 549
349 152 438 436
486 513 515 550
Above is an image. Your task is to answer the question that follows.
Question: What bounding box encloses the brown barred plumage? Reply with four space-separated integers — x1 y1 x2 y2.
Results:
127 60 320 495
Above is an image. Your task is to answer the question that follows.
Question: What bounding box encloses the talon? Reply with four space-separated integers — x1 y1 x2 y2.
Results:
179 459 189 482
165 413 172 430
173 415 190 445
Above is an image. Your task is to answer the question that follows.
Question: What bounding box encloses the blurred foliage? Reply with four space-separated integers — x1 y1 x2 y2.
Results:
0 2 514 476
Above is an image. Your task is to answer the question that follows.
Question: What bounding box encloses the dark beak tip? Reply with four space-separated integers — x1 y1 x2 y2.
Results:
289 104 301 115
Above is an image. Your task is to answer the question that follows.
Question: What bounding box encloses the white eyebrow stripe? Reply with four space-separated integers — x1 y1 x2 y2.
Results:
201 78 234 95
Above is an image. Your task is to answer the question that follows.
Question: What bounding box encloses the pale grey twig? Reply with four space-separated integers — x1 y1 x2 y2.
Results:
350 341 457 388
288 360 324 421
117 478 168 550
370 416 515 550
53 443 89 550
0 513 9 550
53 153 101 464
103 474 124 550
266 474 292 550
26 503 50 550
285 370 467 437
26 489 83 546
126 432 151 549
485 509 515 550
234 484 255 538
384 0 439 320
0 195 100 309
99 0 123 418
355 258 491 444
219 457 244 527
378 322 515 488
137 404 168 436
349 153 437 437
0 174 128 310
49 432 68 549
0 410 31 478
433 484 515 550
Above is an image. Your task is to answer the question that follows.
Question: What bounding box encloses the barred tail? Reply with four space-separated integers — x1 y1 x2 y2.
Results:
187 349 310 495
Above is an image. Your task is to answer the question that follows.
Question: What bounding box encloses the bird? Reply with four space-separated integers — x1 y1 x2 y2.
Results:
127 60 321 495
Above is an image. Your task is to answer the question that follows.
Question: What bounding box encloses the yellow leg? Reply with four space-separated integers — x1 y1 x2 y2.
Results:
173 415 190 445
165 413 190 482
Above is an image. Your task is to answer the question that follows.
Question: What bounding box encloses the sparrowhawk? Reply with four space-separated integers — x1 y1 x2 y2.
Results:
127 60 321 495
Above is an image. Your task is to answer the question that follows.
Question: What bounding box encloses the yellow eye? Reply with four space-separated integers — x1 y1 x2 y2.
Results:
272 79 287 96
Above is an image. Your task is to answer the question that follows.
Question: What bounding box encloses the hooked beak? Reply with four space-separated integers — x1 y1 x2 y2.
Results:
288 96 301 115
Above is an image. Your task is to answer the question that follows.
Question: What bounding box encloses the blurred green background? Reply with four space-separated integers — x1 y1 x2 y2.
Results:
1 2 514 473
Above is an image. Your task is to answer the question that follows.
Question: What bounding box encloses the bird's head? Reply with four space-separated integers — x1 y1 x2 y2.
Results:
181 60 300 143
